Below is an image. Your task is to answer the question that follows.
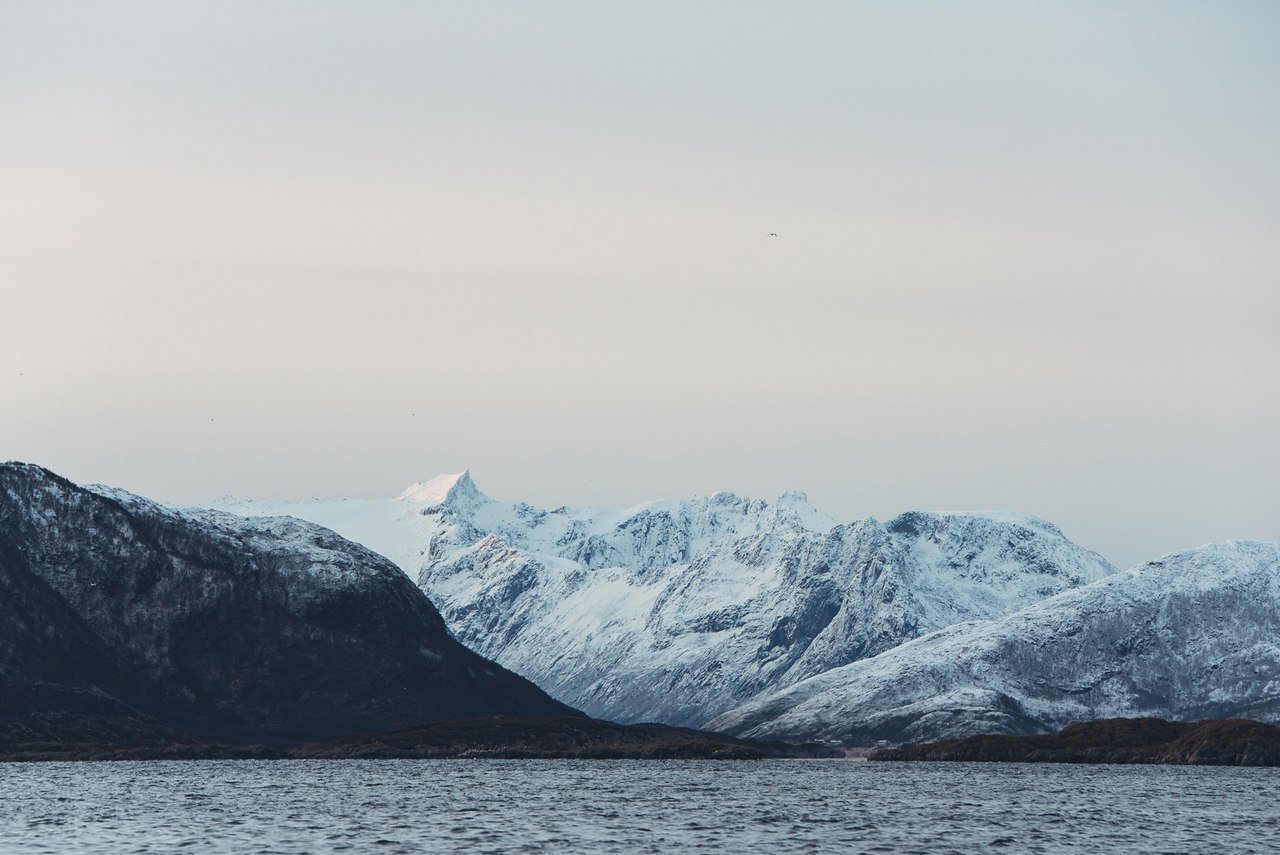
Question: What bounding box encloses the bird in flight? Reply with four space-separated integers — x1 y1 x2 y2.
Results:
768 233 778 237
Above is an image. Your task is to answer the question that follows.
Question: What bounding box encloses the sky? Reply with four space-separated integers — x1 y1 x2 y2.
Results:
2 2 1277 568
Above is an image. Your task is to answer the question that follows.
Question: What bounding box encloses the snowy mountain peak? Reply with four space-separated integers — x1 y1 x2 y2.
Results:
772 489 838 534
398 470 486 508
209 476 1116 726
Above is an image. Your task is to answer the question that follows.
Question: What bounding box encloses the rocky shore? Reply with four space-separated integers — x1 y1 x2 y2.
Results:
871 718 1280 766
0 716 840 762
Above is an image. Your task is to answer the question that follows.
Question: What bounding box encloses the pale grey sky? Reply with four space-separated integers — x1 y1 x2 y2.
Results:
2 1 1277 567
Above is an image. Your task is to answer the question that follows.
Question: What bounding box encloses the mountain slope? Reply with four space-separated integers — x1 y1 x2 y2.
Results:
708 541 1280 746
214 473 1114 726
0 463 576 746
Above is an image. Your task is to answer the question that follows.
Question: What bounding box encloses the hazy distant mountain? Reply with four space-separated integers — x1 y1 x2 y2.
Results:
214 471 1114 726
708 541 1280 746
0 463 575 747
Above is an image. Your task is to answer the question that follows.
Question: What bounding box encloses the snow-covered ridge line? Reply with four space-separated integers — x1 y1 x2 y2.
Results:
708 540 1280 746
211 471 1116 726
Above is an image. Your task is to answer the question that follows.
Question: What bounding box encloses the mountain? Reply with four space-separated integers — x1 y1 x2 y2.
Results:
0 463 576 748
708 541 1280 746
213 472 1114 726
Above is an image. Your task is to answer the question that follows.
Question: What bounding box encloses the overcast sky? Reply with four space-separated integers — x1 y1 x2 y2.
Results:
2 2 1277 567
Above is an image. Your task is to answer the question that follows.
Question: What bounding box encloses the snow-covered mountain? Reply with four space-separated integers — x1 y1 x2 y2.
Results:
708 541 1280 746
212 472 1115 726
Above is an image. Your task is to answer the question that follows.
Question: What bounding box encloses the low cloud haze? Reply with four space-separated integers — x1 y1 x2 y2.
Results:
2 2 1277 567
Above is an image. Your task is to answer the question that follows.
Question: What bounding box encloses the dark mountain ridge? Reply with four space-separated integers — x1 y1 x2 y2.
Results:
0 462 576 747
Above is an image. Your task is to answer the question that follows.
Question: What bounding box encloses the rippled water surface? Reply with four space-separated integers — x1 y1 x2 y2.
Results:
2 759 1278 853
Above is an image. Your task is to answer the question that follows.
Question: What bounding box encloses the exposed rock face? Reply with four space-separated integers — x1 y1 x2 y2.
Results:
213 474 1113 726
0 463 576 747
709 542 1280 746
871 718 1280 766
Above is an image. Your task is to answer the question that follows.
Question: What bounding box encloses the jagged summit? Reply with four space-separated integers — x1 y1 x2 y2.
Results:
883 510 1074 544
398 470 487 507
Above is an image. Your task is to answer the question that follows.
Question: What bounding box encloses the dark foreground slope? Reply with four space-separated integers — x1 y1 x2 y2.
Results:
871 718 1280 766
0 462 575 749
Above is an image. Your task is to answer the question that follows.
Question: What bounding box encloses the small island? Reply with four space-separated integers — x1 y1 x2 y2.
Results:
870 718 1280 766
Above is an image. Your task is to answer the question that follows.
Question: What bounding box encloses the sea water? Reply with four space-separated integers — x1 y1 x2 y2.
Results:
2 759 1276 853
